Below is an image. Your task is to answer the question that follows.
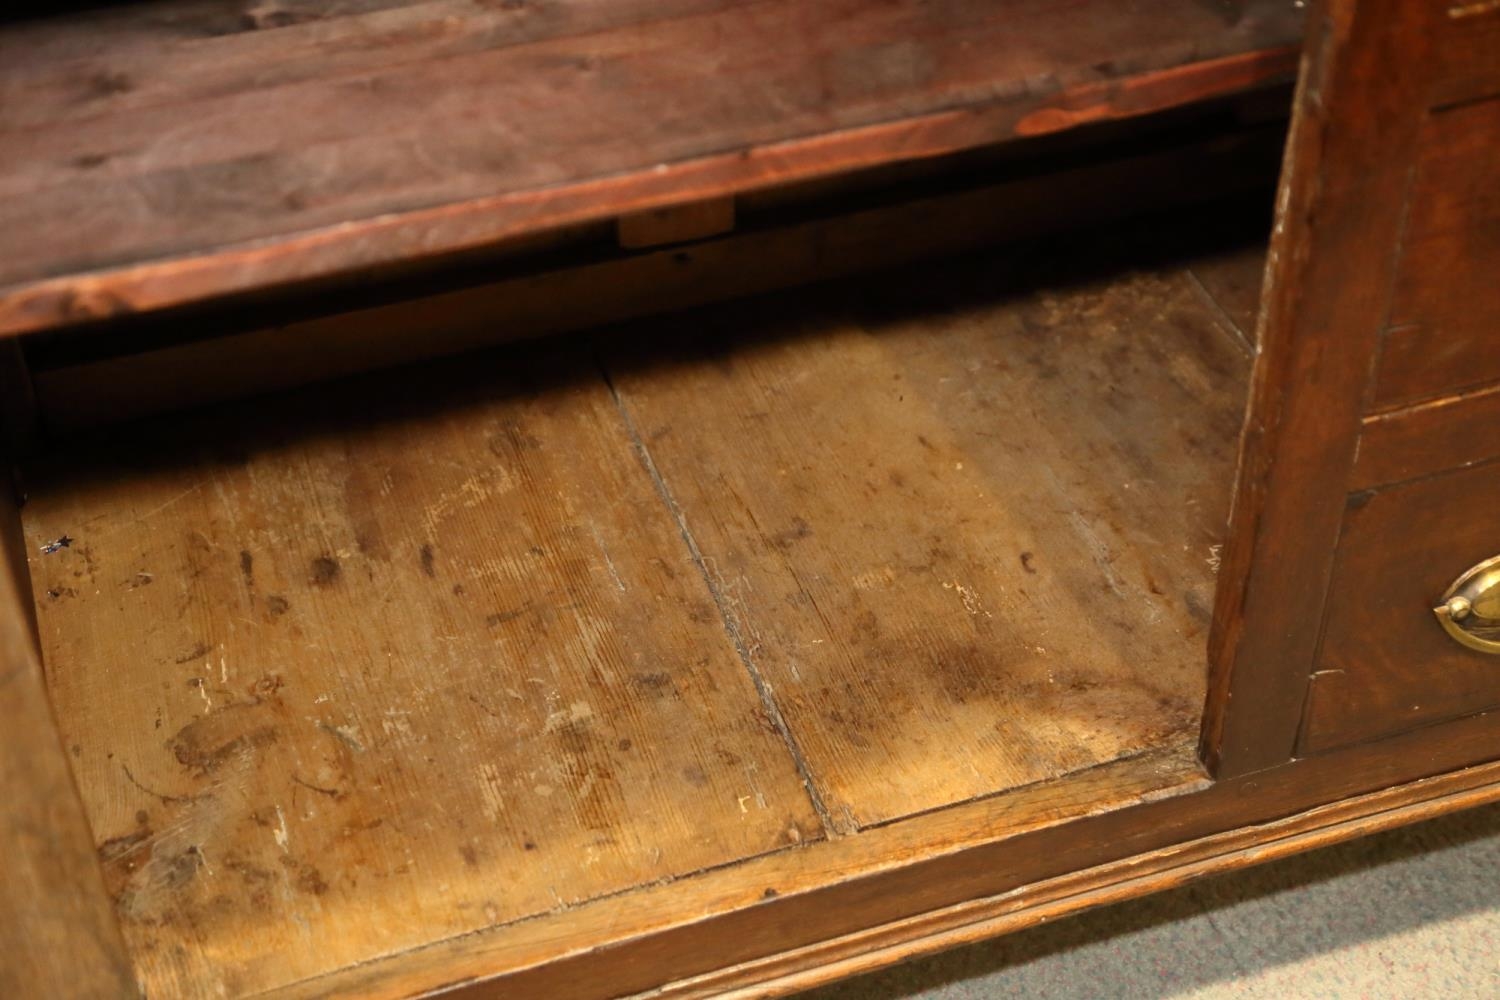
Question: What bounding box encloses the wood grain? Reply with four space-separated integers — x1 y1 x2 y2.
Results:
30 128 1286 432
606 236 1249 828
261 708 1500 1000
18 216 1256 995
1372 97 1500 411
1428 0 1500 108
1302 460 1500 753
0 467 140 999
656 757 1500 1000
1201 0 1435 777
1352 382 1500 491
21 349 820 998
0 0 1303 337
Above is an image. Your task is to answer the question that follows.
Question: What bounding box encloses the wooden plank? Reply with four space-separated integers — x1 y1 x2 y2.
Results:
618 198 736 250
20 348 821 998
605 232 1250 828
1371 98 1500 411
260 708 1500 1000
257 744 1212 1000
1352 383 1500 491
0 465 140 999
0 0 1303 337
1200 0 1436 777
1428 0 1500 108
654 758 1500 1000
30 128 1286 431
0 1 749 131
1302 461 1500 753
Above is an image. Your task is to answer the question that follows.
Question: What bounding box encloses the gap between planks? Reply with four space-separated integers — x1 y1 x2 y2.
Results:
596 353 843 837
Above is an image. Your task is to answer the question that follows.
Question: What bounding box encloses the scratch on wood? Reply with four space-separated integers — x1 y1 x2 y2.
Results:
292 774 342 798
136 483 202 522
317 720 366 752
941 580 993 619
120 762 207 805
1067 511 1127 597
590 524 627 593
1449 0 1500 18
272 805 290 851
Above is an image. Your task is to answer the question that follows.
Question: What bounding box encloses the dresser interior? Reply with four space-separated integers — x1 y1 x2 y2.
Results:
0 3 1292 992
1 190 1268 995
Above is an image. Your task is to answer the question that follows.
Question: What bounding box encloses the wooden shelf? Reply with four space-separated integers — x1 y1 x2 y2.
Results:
20 218 1260 998
0 0 1301 338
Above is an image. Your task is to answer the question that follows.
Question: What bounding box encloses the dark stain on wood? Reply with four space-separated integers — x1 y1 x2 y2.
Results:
310 555 341 586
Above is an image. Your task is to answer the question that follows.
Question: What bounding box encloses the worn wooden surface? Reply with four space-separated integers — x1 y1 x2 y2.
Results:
1200 0 1435 778
22 352 821 997
653 755 1500 1000
266 705 1500 1000
1353 383 1500 492
1428 0 1500 108
0 467 140 999
21 221 1254 996
1372 96 1500 411
1302 460 1500 753
0 0 1303 337
607 238 1249 828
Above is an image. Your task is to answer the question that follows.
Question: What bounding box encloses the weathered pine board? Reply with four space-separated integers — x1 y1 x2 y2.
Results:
0 0 742 118
22 350 820 998
1 464 139 999
0 0 1302 336
605 239 1251 829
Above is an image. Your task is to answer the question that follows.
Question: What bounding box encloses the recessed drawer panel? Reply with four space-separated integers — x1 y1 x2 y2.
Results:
1371 96 1500 411
1302 459 1500 753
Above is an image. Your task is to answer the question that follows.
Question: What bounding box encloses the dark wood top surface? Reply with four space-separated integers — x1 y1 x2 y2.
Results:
0 0 1302 336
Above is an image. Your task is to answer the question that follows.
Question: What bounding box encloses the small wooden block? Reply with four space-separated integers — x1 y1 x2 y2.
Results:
618 198 736 249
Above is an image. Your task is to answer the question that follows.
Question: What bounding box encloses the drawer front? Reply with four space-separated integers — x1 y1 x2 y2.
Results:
1302 459 1500 753
1371 95 1500 411
1430 0 1500 110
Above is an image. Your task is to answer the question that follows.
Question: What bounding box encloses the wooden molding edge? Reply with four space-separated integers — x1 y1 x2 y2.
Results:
263 747 1207 1000
257 708 1500 1000
651 758 1500 999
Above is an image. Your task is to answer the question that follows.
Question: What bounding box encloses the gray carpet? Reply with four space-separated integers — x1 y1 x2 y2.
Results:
798 801 1500 999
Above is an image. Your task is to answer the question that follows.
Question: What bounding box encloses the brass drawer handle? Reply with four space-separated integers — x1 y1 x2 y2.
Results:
1434 555 1500 654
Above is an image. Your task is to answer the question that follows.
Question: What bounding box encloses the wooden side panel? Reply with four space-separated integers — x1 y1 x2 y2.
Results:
1372 97 1500 410
1201 0 1435 777
1302 460 1500 753
607 244 1248 828
0 471 139 998
21 353 819 998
